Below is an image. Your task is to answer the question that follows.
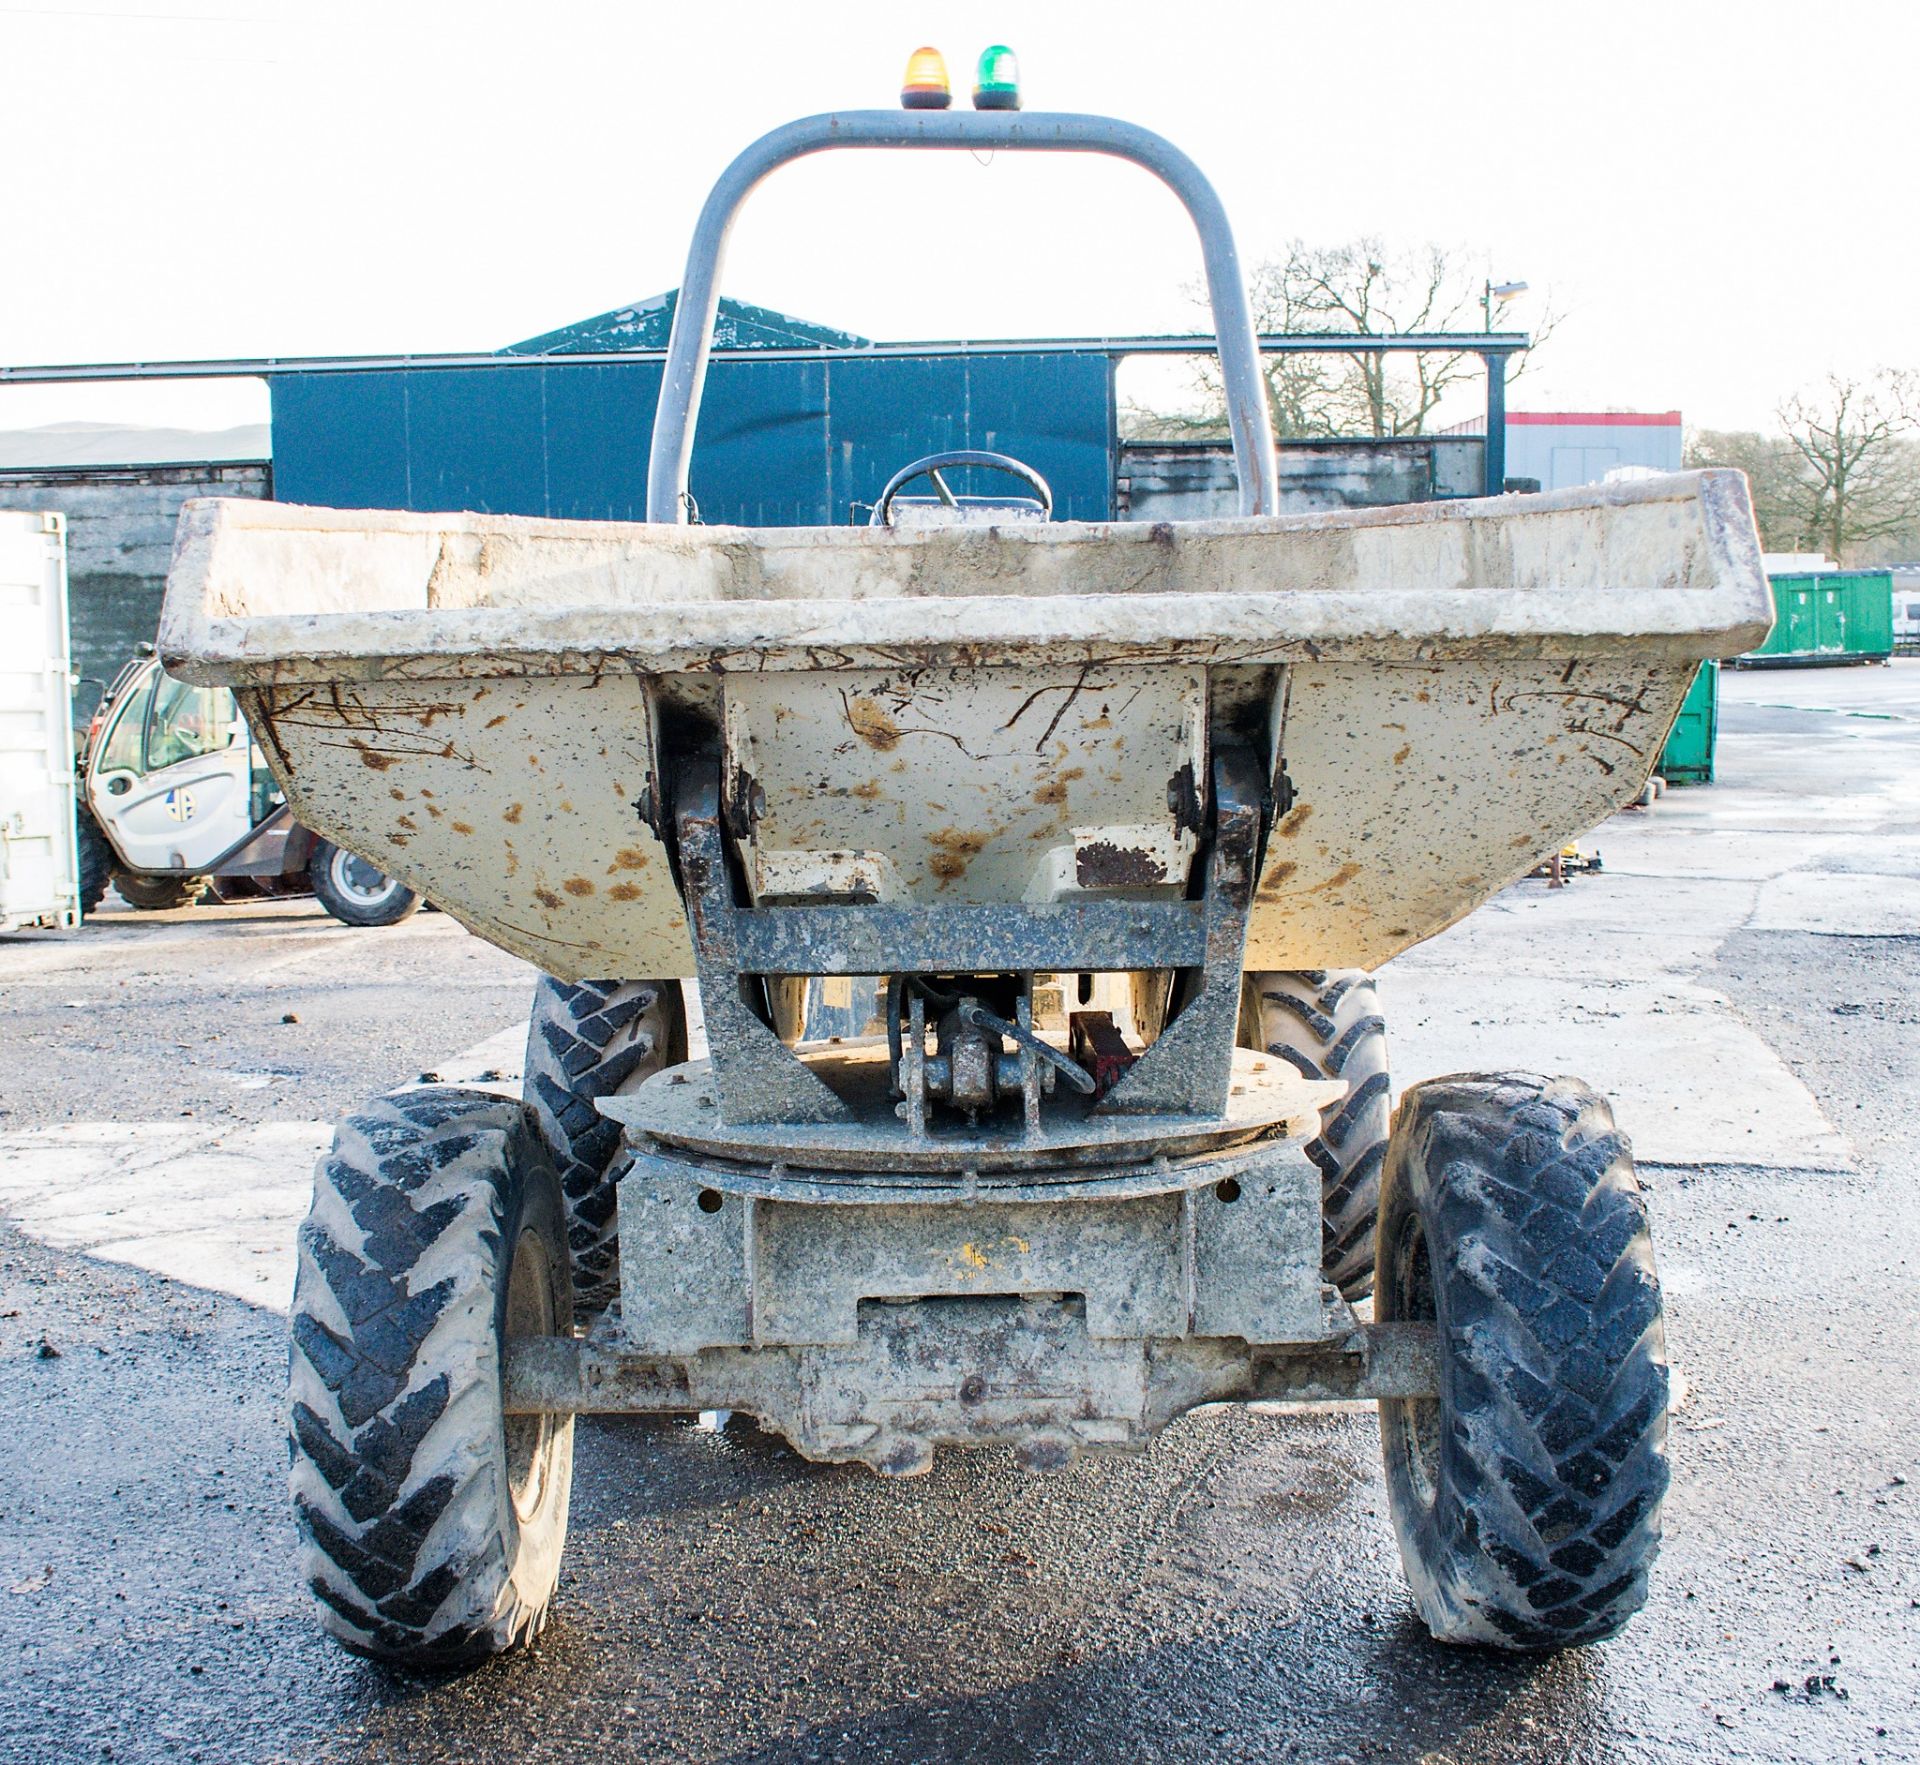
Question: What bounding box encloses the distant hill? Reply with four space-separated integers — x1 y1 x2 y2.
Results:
0 421 271 469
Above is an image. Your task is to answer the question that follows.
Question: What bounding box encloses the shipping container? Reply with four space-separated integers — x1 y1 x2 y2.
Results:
1888 566 1920 655
1738 569 1894 666
0 510 80 931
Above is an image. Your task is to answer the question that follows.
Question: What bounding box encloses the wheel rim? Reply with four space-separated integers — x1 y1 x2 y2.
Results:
1391 1210 1443 1512
502 1226 557 1520
328 847 403 909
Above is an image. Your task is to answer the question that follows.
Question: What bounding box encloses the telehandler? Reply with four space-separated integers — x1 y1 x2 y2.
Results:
76 646 417 924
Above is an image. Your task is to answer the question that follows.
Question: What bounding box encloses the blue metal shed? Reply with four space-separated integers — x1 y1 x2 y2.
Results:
270 293 1117 527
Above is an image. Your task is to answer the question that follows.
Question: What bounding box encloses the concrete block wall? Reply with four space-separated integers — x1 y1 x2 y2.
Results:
0 461 269 715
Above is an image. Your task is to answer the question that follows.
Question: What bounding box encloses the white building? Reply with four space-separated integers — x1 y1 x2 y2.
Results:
1502 411 1683 491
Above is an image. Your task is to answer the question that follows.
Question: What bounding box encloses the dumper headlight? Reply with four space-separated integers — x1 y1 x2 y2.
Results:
900 46 952 109
972 44 1020 109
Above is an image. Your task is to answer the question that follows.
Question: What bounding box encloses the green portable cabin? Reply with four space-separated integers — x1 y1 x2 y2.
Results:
1739 568 1894 666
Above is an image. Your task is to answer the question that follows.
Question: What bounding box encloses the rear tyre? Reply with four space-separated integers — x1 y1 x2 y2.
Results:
1377 1072 1668 1650
309 839 420 927
1241 970 1390 1299
75 810 112 916
112 870 208 911
524 978 687 1319
288 1087 573 1666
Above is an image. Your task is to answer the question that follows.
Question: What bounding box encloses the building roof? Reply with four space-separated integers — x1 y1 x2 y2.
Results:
501 291 868 356
1507 411 1682 427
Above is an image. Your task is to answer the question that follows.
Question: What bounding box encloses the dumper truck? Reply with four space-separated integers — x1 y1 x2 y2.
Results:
160 89 1773 1667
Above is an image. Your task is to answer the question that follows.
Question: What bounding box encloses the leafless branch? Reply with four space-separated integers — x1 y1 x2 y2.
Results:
1166 238 1542 440
1687 370 1920 562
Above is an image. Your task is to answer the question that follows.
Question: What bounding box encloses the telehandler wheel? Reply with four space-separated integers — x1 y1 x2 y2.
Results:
111 870 208 911
75 810 112 916
524 977 687 1319
308 839 420 928
1241 970 1390 1299
288 1087 574 1667
1377 1073 1669 1651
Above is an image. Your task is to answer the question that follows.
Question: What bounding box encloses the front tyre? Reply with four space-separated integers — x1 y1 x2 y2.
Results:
288 1087 573 1666
75 809 113 916
1377 1073 1668 1650
309 839 420 927
112 870 208 911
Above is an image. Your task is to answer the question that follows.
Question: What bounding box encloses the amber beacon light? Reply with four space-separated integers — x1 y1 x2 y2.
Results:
899 46 952 109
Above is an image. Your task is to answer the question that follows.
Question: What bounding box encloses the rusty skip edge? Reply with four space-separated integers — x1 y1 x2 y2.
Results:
164 599 1771 690
155 470 1774 689
499 1320 1440 1417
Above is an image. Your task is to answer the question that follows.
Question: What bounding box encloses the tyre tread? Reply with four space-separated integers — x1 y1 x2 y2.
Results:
1245 969 1390 1298
1382 1072 1669 1649
75 810 112 915
523 977 683 1317
288 1086 564 1665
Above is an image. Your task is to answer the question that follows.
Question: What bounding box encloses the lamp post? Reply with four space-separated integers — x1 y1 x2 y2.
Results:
1482 279 1528 332
1479 281 1527 494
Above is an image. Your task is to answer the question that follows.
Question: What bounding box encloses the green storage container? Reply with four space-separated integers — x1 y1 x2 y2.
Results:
1657 659 1718 784
1740 569 1893 665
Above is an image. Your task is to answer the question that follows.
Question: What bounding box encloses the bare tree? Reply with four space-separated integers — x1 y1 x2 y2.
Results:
1776 372 1919 561
1115 398 1230 443
1180 238 1547 439
1689 373 1920 561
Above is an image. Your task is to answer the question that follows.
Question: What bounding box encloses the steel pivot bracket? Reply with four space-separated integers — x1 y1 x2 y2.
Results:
1092 745 1264 1119
672 761 852 1125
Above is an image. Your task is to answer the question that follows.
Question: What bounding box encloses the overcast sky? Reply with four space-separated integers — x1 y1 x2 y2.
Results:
1 0 1910 439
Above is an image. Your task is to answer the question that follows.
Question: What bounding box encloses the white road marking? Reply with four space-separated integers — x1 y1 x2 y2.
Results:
1375 668 1920 1174
0 1122 324 1313
0 922 331 979
1383 964 1849 1170
419 1020 528 1091
0 1018 539 1313
1383 881 1856 1171
1379 851 1856 1170
1749 871 1920 937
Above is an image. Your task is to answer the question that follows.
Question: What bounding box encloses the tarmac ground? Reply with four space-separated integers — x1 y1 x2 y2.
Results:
1 661 1916 1764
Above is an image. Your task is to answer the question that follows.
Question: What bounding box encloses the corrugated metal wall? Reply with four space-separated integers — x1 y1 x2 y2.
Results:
270 354 1114 526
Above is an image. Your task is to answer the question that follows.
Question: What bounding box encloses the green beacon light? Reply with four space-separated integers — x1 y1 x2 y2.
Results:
972 44 1021 110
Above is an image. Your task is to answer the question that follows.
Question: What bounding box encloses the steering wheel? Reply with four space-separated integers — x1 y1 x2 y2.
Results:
870 450 1054 527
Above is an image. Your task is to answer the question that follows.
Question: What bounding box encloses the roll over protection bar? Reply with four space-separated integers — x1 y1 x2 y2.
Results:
646 109 1280 523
